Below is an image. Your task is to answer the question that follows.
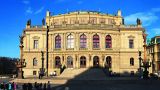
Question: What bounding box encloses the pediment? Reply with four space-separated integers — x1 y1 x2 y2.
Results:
32 36 40 39
128 35 135 38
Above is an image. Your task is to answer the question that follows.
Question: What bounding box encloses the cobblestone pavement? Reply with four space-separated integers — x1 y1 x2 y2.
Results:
1 77 160 90
1 68 160 90
53 79 160 90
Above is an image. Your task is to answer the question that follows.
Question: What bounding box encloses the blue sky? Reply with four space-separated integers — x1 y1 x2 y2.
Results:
0 0 160 58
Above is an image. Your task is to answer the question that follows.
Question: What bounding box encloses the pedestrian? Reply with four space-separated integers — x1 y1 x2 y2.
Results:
22 83 27 90
47 81 51 90
2 82 5 90
39 83 42 90
5 83 9 90
8 83 12 90
13 82 17 90
34 82 37 89
11 82 14 89
43 83 46 90
0 83 2 89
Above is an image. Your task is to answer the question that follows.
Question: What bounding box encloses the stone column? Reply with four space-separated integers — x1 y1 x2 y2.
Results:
63 33 66 50
88 32 92 50
101 33 105 51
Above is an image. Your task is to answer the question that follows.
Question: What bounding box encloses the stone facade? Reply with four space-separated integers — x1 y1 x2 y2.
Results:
21 10 145 77
147 36 160 73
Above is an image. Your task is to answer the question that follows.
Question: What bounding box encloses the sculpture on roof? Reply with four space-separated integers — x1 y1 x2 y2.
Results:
122 18 125 25
42 18 45 25
19 35 24 45
137 18 142 25
27 19 31 25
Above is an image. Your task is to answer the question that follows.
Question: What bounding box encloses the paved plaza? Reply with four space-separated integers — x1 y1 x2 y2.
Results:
1 68 160 90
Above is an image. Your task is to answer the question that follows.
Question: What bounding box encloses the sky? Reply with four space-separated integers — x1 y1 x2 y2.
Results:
0 0 160 58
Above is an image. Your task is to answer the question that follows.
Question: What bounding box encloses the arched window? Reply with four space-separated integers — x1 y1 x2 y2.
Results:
93 34 99 48
80 34 87 48
33 58 37 66
130 57 134 66
67 34 74 48
55 56 61 68
55 35 61 48
106 35 112 48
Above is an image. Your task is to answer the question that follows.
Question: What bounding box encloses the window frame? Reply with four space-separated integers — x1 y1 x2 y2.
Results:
33 40 38 49
67 34 74 48
129 39 134 49
105 35 112 48
55 35 61 49
33 58 38 66
93 34 100 48
130 57 134 66
80 34 87 48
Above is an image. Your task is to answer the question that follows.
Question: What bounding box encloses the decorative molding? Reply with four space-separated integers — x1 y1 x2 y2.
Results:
32 36 40 39
128 35 135 38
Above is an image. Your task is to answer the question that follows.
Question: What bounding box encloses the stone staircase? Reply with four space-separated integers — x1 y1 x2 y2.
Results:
57 68 107 80
58 68 88 79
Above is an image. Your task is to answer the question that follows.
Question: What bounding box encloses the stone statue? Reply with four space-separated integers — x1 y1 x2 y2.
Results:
27 19 31 25
122 18 124 25
42 18 45 25
137 18 142 25
19 35 24 45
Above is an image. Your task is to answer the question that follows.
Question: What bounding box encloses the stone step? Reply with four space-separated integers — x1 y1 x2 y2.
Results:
57 68 107 80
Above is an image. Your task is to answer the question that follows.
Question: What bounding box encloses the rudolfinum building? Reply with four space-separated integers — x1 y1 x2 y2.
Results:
21 10 146 77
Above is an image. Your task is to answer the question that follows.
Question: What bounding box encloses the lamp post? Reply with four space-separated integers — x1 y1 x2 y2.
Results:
39 51 45 79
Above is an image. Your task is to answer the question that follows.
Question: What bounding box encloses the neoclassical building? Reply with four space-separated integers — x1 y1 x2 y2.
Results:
21 10 145 77
147 36 160 73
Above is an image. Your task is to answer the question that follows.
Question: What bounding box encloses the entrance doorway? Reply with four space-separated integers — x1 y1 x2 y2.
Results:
93 56 99 67
55 56 61 68
67 56 73 68
105 56 112 68
80 56 86 68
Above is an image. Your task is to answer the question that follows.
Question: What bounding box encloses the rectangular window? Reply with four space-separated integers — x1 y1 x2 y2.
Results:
89 17 97 24
34 40 38 49
130 59 134 66
99 18 106 24
129 39 134 48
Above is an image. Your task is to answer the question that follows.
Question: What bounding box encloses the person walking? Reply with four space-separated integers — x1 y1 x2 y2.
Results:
43 83 46 90
13 82 17 90
47 81 51 90
8 83 12 90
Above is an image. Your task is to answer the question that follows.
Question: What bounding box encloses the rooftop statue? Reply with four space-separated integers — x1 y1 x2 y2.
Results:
19 35 24 45
42 18 45 25
27 19 31 25
137 18 142 25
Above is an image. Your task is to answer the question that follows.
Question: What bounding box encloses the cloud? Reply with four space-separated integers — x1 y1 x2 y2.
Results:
34 7 44 14
125 9 159 26
26 7 33 14
22 0 30 5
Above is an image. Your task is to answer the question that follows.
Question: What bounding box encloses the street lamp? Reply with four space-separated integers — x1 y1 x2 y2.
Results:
39 51 45 79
